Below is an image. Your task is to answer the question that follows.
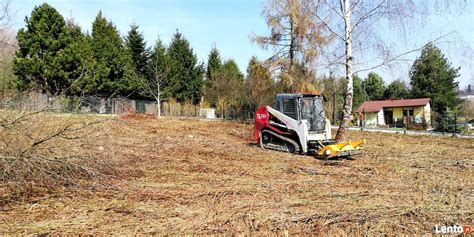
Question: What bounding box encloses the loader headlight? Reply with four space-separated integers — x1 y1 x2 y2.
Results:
325 150 331 156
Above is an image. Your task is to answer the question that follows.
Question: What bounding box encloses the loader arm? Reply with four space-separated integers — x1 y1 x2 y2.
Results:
266 106 309 153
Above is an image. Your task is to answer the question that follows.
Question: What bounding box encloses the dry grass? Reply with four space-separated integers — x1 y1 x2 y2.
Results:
0 114 473 235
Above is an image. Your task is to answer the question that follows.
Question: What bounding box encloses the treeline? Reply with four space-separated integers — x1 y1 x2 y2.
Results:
5 3 464 124
8 3 281 117
12 4 204 103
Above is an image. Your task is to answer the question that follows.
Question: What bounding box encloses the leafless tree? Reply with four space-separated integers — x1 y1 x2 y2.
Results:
245 57 276 108
253 0 333 71
0 0 16 90
312 0 465 142
0 0 13 47
139 40 170 118
210 69 245 119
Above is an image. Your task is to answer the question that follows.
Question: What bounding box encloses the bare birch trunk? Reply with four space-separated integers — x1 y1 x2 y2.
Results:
155 95 161 118
335 0 353 142
155 81 161 118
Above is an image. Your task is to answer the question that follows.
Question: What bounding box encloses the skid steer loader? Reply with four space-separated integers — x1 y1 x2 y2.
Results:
253 93 366 158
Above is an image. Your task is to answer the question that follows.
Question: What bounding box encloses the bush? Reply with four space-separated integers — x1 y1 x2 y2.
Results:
457 126 470 135
435 109 456 133
408 124 426 131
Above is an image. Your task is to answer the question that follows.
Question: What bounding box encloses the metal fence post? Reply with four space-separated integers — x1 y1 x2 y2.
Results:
453 111 457 136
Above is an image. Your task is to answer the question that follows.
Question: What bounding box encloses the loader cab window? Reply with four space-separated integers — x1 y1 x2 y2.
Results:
300 97 325 131
282 98 297 119
300 98 313 117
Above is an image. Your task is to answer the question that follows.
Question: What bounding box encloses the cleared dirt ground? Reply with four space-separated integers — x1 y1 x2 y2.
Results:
1 116 473 235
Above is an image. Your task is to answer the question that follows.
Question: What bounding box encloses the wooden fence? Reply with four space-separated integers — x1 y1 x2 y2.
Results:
0 90 254 121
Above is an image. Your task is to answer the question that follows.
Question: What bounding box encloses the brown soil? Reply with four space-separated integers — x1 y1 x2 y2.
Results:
1 116 472 235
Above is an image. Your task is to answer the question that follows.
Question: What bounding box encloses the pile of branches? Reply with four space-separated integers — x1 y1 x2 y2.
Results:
0 109 116 201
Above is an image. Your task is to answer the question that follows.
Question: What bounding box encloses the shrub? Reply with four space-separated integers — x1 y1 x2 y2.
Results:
435 109 456 133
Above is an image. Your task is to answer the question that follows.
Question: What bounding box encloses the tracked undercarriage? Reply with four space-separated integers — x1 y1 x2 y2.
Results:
259 129 301 153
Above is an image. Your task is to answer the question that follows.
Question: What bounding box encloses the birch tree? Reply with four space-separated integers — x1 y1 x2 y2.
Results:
0 0 16 89
0 0 11 46
141 39 170 117
312 0 460 141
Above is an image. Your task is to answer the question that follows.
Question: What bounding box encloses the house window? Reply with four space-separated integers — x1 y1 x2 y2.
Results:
402 107 415 125
403 108 414 116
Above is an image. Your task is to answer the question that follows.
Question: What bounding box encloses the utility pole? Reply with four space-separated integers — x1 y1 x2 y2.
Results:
330 71 337 126
363 78 367 101
333 91 337 125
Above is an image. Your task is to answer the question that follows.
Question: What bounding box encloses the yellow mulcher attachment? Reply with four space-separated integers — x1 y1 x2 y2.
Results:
317 139 367 159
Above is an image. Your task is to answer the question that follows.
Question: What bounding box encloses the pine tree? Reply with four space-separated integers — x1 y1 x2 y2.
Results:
125 24 149 79
410 43 460 113
91 11 138 97
363 72 385 100
167 30 204 105
13 3 85 95
383 80 410 100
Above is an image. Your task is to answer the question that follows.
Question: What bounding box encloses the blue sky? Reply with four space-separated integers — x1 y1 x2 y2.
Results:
10 0 474 88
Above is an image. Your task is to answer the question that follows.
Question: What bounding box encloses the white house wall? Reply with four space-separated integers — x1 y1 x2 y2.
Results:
377 109 385 125
364 112 377 126
423 103 431 125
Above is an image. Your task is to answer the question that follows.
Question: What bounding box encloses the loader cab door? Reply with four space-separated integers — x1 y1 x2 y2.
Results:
299 96 325 131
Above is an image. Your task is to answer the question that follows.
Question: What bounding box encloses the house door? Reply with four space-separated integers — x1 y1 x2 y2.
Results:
136 100 145 114
384 110 393 127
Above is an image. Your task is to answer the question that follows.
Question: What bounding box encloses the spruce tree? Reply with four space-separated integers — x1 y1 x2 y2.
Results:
61 21 97 96
91 11 137 97
167 30 204 104
205 47 222 105
125 24 149 80
206 47 222 83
